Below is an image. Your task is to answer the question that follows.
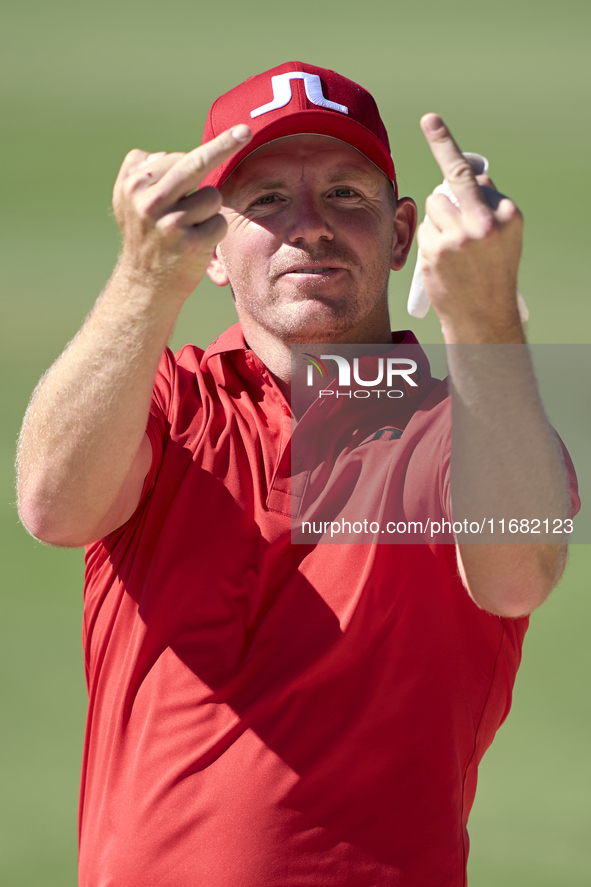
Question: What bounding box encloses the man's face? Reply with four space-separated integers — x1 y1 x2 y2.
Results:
208 135 416 345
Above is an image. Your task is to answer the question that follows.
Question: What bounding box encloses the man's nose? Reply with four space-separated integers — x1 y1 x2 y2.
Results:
287 196 334 243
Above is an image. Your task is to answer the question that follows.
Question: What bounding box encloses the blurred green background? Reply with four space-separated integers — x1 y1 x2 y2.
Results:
1 0 589 883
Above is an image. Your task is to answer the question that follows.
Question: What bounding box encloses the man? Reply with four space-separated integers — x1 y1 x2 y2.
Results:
17 62 577 886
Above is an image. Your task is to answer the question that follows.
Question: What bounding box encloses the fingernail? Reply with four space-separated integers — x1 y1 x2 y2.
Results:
422 114 443 132
231 124 251 142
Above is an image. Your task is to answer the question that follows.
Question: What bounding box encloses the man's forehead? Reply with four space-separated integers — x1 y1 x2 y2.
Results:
221 134 389 194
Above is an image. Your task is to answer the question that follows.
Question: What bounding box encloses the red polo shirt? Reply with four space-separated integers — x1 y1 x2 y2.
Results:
80 324 539 887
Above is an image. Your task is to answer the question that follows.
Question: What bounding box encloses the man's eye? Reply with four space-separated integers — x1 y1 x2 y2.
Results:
332 188 356 198
254 194 278 205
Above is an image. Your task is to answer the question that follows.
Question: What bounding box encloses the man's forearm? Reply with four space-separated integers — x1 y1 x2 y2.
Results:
417 116 570 617
17 126 253 547
17 264 183 546
447 339 569 616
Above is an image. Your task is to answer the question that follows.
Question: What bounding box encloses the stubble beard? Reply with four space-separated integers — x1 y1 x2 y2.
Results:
220 244 393 345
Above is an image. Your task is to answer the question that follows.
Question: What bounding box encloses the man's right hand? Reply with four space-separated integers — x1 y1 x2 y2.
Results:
16 124 252 547
113 124 252 299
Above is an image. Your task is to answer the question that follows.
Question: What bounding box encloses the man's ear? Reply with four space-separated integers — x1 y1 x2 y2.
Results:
391 197 418 272
206 247 230 287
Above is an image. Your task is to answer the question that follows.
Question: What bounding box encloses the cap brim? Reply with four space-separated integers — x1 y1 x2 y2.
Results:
200 109 396 197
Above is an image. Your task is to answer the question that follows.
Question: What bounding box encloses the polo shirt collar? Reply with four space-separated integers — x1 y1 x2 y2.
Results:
202 323 247 364
202 323 431 391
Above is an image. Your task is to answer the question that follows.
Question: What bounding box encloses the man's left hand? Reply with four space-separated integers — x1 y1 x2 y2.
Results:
418 113 524 345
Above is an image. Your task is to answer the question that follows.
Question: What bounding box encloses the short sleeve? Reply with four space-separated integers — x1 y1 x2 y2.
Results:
556 432 581 519
137 348 178 510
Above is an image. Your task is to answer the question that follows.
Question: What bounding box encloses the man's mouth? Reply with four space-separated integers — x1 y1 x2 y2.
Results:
273 256 354 283
288 267 335 274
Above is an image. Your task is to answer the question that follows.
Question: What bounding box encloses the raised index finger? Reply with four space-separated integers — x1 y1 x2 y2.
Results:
420 114 487 213
153 124 252 208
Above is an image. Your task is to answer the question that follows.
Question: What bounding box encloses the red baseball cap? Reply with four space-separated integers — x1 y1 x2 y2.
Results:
200 61 397 198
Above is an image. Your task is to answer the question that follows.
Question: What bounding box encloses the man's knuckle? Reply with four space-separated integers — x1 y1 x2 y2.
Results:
478 217 498 240
424 194 436 213
124 149 144 164
446 159 473 186
137 192 161 220
504 202 523 224
198 213 227 243
198 185 222 207
122 171 152 198
157 213 182 236
185 153 207 178
121 177 138 198
455 231 472 250
185 188 221 220
209 211 228 234
430 244 445 264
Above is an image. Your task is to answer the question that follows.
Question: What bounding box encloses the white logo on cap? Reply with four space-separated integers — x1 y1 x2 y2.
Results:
250 72 349 118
